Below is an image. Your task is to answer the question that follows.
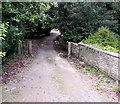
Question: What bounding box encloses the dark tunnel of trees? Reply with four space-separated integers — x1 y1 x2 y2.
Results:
1 2 120 62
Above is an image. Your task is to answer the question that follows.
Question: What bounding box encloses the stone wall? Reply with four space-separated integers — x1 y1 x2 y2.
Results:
69 42 120 80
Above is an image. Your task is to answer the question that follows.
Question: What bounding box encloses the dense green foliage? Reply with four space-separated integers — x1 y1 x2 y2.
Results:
2 2 55 62
1 2 120 63
82 27 120 53
50 2 120 43
0 22 8 57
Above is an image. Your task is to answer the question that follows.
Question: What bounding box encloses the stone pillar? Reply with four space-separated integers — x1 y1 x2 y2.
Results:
68 42 71 58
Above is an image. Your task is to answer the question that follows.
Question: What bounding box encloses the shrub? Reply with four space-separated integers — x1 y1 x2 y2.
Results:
103 45 119 53
114 86 120 92
84 67 99 73
83 26 120 53
0 22 9 57
99 74 108 82
84 67 91 71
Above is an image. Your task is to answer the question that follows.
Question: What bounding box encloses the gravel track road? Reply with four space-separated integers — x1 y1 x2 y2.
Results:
2 32 113 102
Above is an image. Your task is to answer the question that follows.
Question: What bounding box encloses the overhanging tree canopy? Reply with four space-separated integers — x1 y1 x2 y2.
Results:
1 2 120 62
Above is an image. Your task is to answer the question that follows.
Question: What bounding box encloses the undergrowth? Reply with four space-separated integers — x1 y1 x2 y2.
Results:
83 27 120 53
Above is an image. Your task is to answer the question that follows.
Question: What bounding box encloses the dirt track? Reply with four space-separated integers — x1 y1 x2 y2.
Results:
2 32 115 102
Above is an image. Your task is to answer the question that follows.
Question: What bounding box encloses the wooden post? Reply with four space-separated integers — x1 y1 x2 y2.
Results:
78 43 80 59
22 41 25 54
26 40 29 54
68 42 71 58
28 40 32 54
18 42 21 55
21 41 23 54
